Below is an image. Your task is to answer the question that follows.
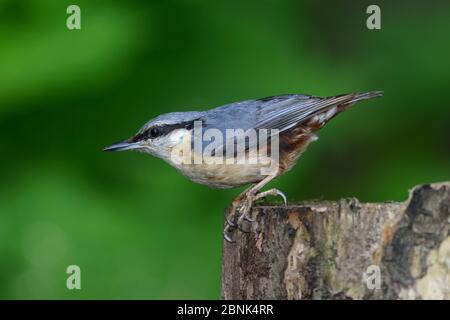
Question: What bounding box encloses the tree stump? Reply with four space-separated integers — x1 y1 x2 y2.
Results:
221 182 450 299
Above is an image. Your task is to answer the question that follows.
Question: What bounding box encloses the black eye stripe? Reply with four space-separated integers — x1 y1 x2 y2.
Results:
132 119 198 142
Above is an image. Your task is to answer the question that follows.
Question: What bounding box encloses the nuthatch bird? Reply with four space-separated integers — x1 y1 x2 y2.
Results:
105 91 383 242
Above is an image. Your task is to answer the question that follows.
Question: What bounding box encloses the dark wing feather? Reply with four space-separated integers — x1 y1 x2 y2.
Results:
254 94 357 132
199 91 382 157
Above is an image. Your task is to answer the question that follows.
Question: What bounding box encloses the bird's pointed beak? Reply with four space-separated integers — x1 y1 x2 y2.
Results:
103 140 140 152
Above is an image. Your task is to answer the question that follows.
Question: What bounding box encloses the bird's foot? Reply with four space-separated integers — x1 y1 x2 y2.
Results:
223 188 287 243
223 197 253 243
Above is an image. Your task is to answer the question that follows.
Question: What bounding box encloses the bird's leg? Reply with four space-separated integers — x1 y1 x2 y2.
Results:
223 185 255 242
223 175 286 242
226 184 254 225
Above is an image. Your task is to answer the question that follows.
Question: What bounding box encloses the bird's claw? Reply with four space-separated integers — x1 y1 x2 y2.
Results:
225 216 236 227
223 229 235 243
277 190 288 206
244 215 255 222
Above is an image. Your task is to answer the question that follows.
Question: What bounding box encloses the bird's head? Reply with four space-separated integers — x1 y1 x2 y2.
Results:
104 111 203 161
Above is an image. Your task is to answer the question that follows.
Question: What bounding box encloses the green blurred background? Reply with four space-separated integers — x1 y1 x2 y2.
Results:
0 0 449 299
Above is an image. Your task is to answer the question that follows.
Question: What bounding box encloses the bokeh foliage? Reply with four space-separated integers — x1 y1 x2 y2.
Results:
0 0 449 299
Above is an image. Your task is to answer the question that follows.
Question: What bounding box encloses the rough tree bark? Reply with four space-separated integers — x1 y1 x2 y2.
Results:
221 182 450 300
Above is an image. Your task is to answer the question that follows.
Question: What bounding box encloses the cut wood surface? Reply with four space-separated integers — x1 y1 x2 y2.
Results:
221 182 450 299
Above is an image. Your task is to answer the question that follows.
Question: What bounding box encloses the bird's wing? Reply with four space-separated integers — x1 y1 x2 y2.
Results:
203 94 360 132
199 92 380 158
197 95 317 158
253 94 359 132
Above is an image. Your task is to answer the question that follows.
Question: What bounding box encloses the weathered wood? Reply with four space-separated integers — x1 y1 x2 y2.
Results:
221 182 450 299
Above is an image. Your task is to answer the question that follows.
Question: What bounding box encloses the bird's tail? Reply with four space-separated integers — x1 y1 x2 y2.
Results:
348 91 383 104
330 90 383 115
307 90 383 128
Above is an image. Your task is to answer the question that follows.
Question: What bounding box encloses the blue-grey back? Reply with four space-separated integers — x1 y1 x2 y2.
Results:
200 94 314 132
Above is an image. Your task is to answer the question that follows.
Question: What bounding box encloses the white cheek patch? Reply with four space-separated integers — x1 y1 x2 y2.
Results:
168 129 189 144
167 129 194 154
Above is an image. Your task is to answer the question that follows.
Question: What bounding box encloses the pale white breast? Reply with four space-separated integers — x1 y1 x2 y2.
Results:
159 128 278 188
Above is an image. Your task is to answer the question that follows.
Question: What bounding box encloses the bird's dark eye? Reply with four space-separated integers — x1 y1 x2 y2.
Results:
149 127 160 138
